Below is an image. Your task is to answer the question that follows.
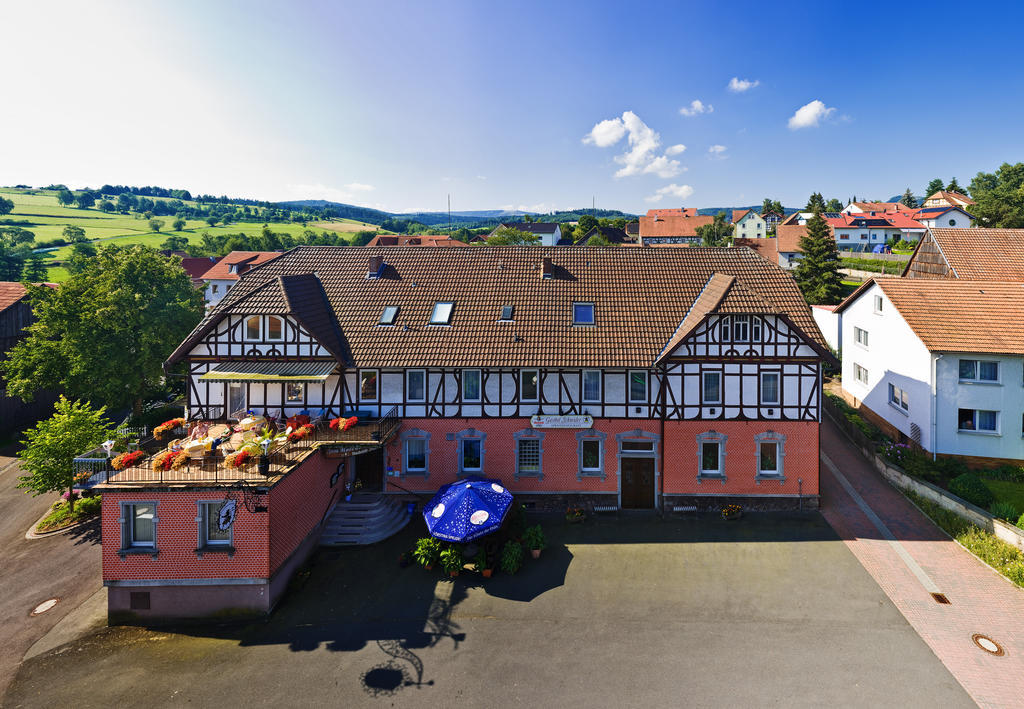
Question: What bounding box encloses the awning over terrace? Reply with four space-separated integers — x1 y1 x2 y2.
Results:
199 360 337 382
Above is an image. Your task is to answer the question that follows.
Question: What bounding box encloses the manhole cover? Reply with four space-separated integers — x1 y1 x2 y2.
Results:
30 598 59 616
972 634 1005 656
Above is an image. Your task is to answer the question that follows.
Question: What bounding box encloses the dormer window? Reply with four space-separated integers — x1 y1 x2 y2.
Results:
379 306 399 326
266 316 283 341
245 316 261 340
430 302 453 326
573 302 595 326
499 305 514 322
229 264 239 274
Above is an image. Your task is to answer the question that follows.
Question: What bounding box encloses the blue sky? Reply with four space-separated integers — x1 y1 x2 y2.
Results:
2 0 1023 214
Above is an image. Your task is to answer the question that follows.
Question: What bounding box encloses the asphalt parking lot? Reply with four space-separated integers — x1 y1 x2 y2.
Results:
5 511 972 708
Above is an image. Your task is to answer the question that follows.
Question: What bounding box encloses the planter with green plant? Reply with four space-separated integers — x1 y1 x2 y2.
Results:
413 537 441 571
439 546 464 578
473 549 492 578
523 524 546 559
500 540 523 575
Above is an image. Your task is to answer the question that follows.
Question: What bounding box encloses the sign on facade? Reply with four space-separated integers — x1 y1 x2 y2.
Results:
530 414 594 429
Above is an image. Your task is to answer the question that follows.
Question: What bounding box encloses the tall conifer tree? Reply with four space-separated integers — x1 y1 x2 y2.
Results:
794 212 844 304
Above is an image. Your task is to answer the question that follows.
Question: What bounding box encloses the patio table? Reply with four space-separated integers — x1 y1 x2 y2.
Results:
238 415 267 431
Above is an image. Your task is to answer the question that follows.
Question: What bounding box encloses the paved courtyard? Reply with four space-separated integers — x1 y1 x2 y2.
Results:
6 510 971 708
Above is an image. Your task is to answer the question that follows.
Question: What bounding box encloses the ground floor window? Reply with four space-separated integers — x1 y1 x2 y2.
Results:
455 428 486 475
577 429 608 480
888 383 908 411
198 501 233 547
696 431 727 478
406 438 427 473
754 431 786 480
121 502 156 550
516 439 541 478
958 408 998 433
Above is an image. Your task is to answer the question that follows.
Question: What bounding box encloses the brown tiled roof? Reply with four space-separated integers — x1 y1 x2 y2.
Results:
625 221 640 235
842 279 1024 355
776 225 808 253
734 238 778 264
913 228 1024 281
179 256 221 282
365 235 468 247
639 213 714 238
199 251 282 281
168 246 828 369
576 226 634 245
731 209 751 224
926 190 975 206
0 282 28 312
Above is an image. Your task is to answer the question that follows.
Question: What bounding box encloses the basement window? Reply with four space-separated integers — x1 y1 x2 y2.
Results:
430 302 454 325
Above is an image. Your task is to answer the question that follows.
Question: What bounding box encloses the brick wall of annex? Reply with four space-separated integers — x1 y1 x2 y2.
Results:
384 417 819 497
102 489 270 582
268 450 343 574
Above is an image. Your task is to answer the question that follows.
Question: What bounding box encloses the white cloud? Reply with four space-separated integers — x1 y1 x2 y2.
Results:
665 144 686 156
728 77 760 92
708 144 728 159
787 100 836 129
476 175 487 180
345 182 374 192
582 117 628 147
679 99 713 117
645 183 694 203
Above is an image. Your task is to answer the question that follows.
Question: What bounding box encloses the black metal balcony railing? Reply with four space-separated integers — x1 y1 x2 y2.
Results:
73 407 400 488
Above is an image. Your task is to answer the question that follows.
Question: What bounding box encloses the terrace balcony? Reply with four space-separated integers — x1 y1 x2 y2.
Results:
73 407 400 488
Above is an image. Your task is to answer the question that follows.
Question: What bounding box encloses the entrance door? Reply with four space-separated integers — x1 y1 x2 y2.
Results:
621 457 655 509
228 382 247 419
354 447 384 492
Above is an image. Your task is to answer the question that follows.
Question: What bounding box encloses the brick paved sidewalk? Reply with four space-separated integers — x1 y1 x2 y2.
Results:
820 418 1024 709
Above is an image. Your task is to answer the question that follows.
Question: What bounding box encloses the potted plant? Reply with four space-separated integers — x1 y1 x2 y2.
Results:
721 504 742 521
500 540 523 575
153 417 186 440
473 549 492 578
565 506 586 524
412 537 441 571
439 546 464 578
523 524 546 559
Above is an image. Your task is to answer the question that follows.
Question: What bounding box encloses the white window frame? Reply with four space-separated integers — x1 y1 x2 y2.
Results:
405 437 428 475
429 301 454 326
958 408 999 434
854 363 869 385
520 369 539 402
120 501 157 552
244 315 261 341
958 359 999 384
359 369 379 402
873 295 883 314
696 431 727 479
854 326 869 348
702 371 722 404
582 370 601 403
754 431 786 480
406 369 426 403
628 370 648 403
751 317 762 342
761 371 780 405
462 369 482 402
197 500 233 549
888 382 909 412
733 316 750 342
458 434 485 475
379 305 399 326
577 429 607 480
265 315 284 342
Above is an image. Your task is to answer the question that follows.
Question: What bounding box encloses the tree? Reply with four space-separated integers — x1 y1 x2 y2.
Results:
0 226 35 244
824 198 843 212
62 225 87 243
899 188 918 208
793 213 845 305
968 162 1024 228
220 212 233 225
2 246 205 415
206 215 219 227
0 196 15 215
98 200 116 213
148 218 165 232
172 217 186 231
17 396 113 513
23 252 48 282
74 191 96 209
695 212 734 246
586 232 616 247
946 177 965 195
925 178 944 198
805 192 826 212
56 189 75 207
486 227 539 246
576 214 599 236
347 231 373 246
161 235 188 251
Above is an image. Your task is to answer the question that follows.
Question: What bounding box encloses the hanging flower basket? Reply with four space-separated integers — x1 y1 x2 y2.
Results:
151 450 180 472
154 418 186 440
111 450 145 471
225 449 253 469
288 424 315 443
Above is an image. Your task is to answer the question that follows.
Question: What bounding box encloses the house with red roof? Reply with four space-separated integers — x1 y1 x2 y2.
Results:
923 190 975 210
732 209 767 239
638 208 714 244
200 251 283 306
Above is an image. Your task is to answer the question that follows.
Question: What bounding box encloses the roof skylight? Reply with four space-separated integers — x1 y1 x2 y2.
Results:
430 302 454 325
379 306 399 326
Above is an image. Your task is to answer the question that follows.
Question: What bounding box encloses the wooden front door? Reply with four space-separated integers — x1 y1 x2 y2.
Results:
621 457 655 509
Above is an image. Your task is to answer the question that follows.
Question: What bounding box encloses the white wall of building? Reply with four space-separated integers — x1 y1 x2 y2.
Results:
935 354 1024 460
811 306 840 352
918 210 973 229
204 279 234 305
735 213 766 239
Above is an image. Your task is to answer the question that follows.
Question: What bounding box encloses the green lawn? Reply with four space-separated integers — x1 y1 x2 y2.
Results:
983 479 1024 513
2 188 382 282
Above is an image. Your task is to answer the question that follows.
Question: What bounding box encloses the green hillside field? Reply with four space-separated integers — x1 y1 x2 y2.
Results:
0 188 381 281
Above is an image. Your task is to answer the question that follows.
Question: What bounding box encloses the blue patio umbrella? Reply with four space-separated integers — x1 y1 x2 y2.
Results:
423 476 514 542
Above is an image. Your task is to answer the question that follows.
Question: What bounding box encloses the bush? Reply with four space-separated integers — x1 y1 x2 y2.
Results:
949 473 995 509
990 501 1019 522
1018 512 1024 529
523 524 546 551
987 464 1024 483
500 540 523 575
933 457 969 480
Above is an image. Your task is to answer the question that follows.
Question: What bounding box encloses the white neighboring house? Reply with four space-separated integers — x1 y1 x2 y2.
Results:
836 278 1024 462
913 206 974 229
923 190 975 210
731 210 766 239
490 222 563 246
811 305 840 352
200 251 282 306
775 225 806 270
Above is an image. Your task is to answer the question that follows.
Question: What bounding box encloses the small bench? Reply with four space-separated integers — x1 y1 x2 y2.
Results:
592 505 618 513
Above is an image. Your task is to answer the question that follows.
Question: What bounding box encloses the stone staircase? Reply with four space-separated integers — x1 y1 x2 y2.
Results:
319 493 415 546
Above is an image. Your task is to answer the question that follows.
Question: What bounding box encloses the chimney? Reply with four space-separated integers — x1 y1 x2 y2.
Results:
366 255 384 279
541 257 553 279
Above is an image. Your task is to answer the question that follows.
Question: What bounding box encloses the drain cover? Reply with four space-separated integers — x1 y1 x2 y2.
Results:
972 634 1005 656
30 598 59 616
